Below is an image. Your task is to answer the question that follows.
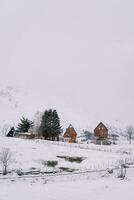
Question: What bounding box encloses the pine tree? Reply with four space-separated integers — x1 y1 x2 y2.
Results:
52 110 61 141
16 117 33 133
39 109 61 140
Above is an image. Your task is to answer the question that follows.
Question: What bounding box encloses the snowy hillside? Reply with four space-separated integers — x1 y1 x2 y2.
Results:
0 136 121 173
0 136 133 175
0 136 134 200
0 85 19 130
0 85 18 110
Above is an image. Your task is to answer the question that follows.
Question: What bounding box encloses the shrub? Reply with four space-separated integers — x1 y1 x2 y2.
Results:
67 156 84 163
47 161 58 168
59 167 75 172
57 156 85 163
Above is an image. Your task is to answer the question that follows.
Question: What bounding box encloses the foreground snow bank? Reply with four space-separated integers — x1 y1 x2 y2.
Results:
0 168 134 200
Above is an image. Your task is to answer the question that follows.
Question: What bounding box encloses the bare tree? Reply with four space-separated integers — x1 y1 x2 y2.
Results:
110 133 119 144
126 126 134 144
29 111 43 138
118 158 128 179
0 148 12 175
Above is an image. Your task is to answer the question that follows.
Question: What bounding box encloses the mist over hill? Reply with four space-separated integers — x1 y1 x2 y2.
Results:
0 84 128 138
0 1 134 134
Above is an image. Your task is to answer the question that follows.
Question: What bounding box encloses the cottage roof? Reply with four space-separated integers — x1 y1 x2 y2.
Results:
94 122 108 132
64 124 77 138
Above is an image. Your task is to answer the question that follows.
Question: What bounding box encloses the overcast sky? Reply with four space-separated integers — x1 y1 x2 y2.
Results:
0 0 134 127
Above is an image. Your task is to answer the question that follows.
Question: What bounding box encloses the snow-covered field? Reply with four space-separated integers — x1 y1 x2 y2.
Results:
0 136 131 173
0 136 134 200
0 168 134 200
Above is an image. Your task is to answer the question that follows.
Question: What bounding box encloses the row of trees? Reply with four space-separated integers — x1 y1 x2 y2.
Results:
4 108 134 143
15 109 62 141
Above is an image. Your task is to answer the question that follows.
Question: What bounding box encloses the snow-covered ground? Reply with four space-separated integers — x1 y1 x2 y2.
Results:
0 137 134 200
0 136 132 173
0 168 134 200
0 136 134 200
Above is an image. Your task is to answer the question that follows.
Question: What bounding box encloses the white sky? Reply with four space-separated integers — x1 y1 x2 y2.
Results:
0 0 134 127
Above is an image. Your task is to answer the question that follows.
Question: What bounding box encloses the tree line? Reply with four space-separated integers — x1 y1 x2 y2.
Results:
7 109 62 141
5 108 134 144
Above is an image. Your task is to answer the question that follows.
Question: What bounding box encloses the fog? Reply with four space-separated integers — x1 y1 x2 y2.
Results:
0 0 134 127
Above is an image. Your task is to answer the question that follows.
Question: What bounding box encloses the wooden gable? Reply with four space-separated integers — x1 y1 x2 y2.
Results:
94 122 108 139
63 124 77 143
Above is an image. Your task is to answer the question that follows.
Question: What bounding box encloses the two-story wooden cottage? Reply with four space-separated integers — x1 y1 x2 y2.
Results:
94 122 108 139
63 124 77 143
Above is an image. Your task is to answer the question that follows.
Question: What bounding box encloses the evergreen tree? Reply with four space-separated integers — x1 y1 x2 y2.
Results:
39 109 61 141
16 117 33 133
52 110 61 141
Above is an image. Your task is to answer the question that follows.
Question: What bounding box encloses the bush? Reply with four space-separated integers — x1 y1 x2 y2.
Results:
47 161 58 168
57 156 85 163
67 156 84 163
59 167 75 172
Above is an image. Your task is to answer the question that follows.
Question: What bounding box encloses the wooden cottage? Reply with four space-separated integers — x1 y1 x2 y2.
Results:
63 124 77 143
94 122 108 140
